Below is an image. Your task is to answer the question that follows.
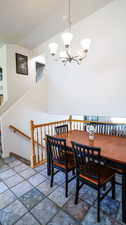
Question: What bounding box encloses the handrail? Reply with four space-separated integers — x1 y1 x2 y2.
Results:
10 120 126 138
9 125 31 140
70 119 126 125
32 119 126 129
33 119 69 128
9 125 43 148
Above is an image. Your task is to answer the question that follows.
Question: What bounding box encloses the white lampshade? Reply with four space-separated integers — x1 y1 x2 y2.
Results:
48 43 58 55
62 32 73 47
81 38 91 51
59 51 67 58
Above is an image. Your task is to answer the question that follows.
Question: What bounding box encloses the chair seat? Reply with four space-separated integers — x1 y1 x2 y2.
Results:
79 163 115 185
53 154 75 170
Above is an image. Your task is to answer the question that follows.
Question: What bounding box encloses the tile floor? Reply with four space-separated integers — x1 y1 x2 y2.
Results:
0 157 124 225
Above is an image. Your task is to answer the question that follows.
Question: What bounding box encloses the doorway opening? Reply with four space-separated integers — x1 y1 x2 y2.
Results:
35 62 45 83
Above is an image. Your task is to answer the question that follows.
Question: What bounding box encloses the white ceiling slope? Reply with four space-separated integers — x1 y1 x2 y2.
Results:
0 0 114 49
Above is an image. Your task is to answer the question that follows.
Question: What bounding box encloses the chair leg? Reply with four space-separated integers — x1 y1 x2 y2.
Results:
72 168 75 175
112 175 115 200
97 187 100 222
103 184 106 191
65 171 68 198
75 177 80 204
50 166 54 187
47 151 51 176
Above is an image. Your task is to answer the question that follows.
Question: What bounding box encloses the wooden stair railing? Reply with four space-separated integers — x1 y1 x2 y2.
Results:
70 119 126 136
30 117 126 168
9 125 31 140
9 117 126 168
9 120 70 168
9 125 32 165
30 119 70 167
9 125 43 148
9 124 45 167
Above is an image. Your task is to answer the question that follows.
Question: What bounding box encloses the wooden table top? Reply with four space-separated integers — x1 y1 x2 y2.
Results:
56 130 126 165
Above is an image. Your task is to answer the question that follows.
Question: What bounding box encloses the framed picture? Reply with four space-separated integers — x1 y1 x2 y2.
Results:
15 53 28 75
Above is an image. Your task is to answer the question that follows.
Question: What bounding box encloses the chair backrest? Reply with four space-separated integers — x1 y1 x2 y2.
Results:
46 135 67 166
55 124 68 135
72 141 101 181
89 122 126 137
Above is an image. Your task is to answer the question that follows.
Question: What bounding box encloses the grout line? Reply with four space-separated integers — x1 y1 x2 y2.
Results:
0 158 123 225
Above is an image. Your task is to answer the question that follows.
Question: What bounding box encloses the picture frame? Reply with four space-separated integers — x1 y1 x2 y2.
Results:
15 53 28 75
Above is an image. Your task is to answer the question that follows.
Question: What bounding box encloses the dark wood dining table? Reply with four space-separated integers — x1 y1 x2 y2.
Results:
47 130 126 223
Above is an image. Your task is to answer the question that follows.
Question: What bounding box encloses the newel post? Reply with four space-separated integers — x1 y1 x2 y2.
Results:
69 115 72 131
30 120 36 168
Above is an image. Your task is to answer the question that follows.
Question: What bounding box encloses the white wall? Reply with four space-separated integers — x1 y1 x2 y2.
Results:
1 75 47 159
0 45 8 103
0 44 35 115
34 0 126 117
1 74 68 159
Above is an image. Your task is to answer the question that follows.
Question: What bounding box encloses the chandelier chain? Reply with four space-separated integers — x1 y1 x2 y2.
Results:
68 0 72 32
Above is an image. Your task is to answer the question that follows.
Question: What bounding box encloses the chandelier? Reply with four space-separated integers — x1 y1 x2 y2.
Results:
48 0 91 65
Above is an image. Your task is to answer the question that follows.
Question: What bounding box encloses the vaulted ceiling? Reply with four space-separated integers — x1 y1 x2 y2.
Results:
0 0 114 49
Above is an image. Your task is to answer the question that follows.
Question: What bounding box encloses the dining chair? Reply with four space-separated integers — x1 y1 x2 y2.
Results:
72 141 116 222
55 124 68 135
46 135 76 197
89 122 122 186
105 160 122 186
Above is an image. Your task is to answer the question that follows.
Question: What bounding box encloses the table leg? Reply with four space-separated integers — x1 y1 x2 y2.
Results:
122 171 126 223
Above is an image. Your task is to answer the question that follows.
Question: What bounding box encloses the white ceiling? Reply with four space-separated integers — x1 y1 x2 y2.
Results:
0 0 114 49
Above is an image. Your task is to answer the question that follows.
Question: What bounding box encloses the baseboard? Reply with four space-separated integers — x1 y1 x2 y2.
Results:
10 152 30 166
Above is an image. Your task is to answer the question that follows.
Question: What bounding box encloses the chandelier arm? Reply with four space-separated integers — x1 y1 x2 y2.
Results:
79 54 87 61
78 51 88 61
66 48 72 59
72 58 80 65
60 57 67 61
73 51 87 59
73 55 80 58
